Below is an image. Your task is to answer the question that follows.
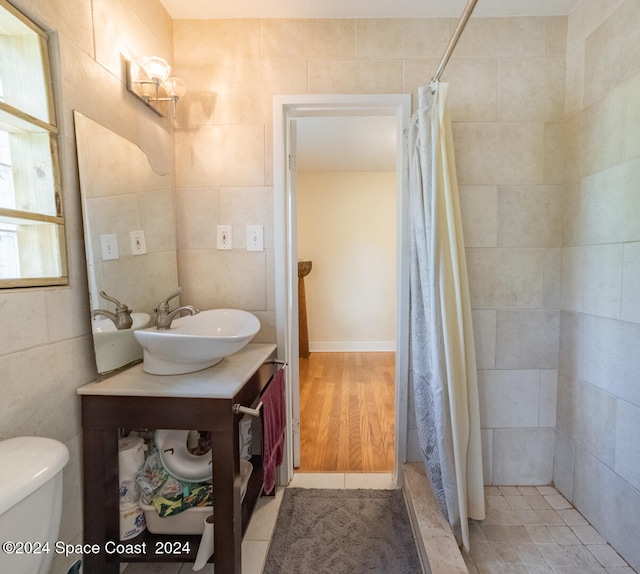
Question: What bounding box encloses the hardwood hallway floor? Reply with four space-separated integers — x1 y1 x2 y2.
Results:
298 352 395 472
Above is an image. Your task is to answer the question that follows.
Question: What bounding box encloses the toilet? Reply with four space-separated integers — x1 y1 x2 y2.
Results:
0 436 70 574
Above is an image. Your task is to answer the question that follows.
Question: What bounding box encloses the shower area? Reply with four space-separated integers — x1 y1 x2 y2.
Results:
397 0 640 571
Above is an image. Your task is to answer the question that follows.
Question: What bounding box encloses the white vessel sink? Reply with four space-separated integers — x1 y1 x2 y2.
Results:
134 309 260 375
92 312 152 374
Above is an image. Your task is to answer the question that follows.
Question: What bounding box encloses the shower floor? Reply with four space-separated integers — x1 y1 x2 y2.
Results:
464 485 637 574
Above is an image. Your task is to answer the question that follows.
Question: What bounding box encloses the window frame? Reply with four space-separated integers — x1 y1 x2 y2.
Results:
0 0 67 289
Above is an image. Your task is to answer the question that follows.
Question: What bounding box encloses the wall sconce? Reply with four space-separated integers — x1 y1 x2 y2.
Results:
125 56 186 117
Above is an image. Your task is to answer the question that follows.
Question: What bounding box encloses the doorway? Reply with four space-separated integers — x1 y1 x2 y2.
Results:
274 94 411 486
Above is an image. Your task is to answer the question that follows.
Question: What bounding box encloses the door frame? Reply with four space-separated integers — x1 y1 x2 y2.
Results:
273 94 411 485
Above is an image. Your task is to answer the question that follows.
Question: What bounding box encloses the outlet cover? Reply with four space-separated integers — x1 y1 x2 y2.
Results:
217 225 232 250
246 225 264 252
130 230 147 255
100 234 119 260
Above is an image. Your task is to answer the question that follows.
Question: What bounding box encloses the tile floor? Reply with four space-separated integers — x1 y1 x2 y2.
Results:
121 473 394 574
464 485 637 574
122 479 637 574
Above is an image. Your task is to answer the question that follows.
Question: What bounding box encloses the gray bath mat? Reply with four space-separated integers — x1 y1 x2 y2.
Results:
263 488 423 574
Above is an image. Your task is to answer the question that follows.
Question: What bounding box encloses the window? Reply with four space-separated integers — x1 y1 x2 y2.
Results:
0 0 67 288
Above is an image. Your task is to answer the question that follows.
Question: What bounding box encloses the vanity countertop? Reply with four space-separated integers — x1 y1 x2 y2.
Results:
77 343 277 399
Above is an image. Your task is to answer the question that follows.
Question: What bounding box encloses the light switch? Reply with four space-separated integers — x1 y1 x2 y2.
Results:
100 234 119 260
130 230 147 255
246 225 264 252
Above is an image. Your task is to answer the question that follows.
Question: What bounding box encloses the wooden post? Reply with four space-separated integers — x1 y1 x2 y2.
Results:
297 260 312 358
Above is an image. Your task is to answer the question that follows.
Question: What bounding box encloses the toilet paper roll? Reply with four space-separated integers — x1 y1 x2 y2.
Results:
119 502 146 541
118 436 146 480
192 514 214 571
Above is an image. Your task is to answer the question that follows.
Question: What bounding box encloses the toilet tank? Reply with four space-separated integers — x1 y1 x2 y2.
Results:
0 437 70 574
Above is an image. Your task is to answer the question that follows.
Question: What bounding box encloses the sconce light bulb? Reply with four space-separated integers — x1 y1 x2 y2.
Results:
141 56 171 84
163 77 186 99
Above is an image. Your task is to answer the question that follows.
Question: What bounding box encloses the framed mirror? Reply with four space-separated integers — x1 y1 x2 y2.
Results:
74 111 179 376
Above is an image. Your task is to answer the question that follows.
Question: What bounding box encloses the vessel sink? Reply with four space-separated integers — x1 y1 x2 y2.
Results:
92 312 152 374
134 309 261 375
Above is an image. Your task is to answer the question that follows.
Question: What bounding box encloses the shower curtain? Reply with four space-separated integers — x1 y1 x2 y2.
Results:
408 82 485 551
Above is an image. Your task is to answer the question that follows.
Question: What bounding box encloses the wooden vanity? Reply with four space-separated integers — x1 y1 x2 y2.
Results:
77 343 278 574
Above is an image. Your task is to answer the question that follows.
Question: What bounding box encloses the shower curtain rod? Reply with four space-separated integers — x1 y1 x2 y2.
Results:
431 0 479 83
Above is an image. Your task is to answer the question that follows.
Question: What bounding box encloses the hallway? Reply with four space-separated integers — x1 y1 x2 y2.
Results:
298 352 395 472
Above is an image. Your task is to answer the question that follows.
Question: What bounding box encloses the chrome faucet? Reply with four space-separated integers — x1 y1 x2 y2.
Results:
154 287 199 329
91 291 133 330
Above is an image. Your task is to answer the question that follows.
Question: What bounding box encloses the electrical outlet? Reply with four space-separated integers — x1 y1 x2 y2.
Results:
130 230 147 255
246 225 264 252
100 234 119 260
217 225 232 250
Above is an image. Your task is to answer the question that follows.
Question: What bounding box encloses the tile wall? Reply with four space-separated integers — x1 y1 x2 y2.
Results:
555 0 640 571
172 15 567 486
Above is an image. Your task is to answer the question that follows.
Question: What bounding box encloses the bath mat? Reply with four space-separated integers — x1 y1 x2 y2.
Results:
263 488 423 574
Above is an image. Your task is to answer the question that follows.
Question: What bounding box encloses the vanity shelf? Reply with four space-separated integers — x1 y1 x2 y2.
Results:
78 343 278 574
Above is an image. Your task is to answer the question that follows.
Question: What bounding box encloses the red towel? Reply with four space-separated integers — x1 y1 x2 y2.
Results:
262 368 286 495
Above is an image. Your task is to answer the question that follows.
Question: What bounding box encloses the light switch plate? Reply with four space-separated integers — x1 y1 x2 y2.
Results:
100 234 119 260
246 225 264 252
130 230 147 255
217 225 232 250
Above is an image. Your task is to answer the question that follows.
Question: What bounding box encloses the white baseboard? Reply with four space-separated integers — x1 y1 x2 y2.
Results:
308 341 395 352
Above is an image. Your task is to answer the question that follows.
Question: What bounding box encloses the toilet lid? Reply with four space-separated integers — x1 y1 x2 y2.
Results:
0 437 69 516
155 430 213 483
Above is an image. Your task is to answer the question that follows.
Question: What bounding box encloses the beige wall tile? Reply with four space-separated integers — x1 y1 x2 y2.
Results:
561 244 623 318
403 58 500 120
583 0 640 107
498 186 563 248
546 16 568 56
174 19 260 63
176 187 220 250
578 314 640 407
309 59 403 94
453 17 549 59
614 399 640 491
553 430 575 499
175 124 265 188
472 310 497 369
496 310 560 370
564 44 585 118
478 370 541 428
622 242 640 324
543 248 563 308
466 248 545 309
459 186 498 247
93 0 172 78
492 428 555 485
175 60 309 126
625 74 640 161
261 19 355 60
355 18 449 59
557 375 617 467
178 250 268 312
563 158 640 246
0 290 49 355
453 122 546 185
539 370 558 427
499 58 565 122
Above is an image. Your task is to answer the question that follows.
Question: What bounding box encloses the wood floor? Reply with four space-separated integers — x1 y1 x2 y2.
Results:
298 352 395 472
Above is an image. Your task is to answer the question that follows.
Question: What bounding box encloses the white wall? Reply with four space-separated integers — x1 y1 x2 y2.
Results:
297 171 396 351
